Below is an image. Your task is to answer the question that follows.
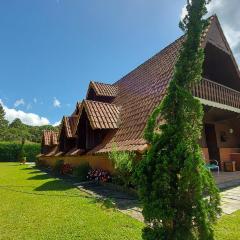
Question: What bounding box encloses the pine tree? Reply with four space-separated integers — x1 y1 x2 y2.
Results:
137 1 221 239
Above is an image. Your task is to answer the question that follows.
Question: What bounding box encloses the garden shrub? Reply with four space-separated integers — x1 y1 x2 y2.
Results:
108 146 136 187
52 159 64 174
0 141 40 162
73 163 91 181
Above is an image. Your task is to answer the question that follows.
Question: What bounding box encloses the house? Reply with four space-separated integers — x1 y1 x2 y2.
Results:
39 15 240 172
39 130 59 160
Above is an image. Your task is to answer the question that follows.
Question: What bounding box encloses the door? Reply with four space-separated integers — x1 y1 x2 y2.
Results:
204 124 220 161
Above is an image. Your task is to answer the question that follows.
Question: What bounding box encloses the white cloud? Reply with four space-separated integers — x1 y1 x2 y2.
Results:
180 4 187 21
53 120 61 127
33 98 37 104
0 99 50 126
53 97 61 108
14 98 25 108
180 0 240 64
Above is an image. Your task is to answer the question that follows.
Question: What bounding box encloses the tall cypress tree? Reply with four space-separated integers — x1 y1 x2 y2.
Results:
137 0 221 239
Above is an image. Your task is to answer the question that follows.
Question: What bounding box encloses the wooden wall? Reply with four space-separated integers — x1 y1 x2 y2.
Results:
39 154 114 172
219 148 240 162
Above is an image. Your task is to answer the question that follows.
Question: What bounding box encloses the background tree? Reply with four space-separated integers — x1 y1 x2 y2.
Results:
9 118 25 129
0 103 8 140
137 1 221 239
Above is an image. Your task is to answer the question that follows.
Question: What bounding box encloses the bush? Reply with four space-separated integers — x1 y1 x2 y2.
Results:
108 146 136 187
52 159 64 174
73 163 91 181
0 141 40 162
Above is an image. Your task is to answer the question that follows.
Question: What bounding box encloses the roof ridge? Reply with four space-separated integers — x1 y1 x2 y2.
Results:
84 99 119 106
114 35 185 85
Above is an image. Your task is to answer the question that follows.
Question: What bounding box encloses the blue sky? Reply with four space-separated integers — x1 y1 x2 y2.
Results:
0 0 239 126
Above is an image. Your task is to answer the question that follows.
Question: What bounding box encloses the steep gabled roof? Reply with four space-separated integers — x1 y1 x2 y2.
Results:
204 15 240 79
62 116 79 138
87 81 118 98
89 35 185 153
54 15 239 155
89 15 240 154
79 100 120 129
42 130 59 146
71 101 82 116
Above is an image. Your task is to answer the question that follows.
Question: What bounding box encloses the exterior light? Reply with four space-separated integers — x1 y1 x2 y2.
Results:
229 128 234 134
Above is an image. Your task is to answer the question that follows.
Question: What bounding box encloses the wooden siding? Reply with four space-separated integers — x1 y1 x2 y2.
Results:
192 78 240 109
40 154 114 172
219 148 240 162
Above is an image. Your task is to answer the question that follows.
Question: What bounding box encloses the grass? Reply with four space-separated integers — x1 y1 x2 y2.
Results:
0 162 239 240
215 210 240 240
0 162 143 240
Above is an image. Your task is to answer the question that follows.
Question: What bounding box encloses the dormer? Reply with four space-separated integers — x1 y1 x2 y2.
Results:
58 115 79 153
71 101 82 116
86 81 118 103
41 130 59 154
77 100 120 152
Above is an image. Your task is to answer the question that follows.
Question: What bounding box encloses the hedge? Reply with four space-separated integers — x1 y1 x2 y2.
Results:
0 142 40 162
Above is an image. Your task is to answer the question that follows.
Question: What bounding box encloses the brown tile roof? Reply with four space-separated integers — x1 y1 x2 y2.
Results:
42 130 59 146
88 35 185 153
44 146 59 157
56 16 236 154
71 101 82 116
62 116 79 138
80 100 121 129
65 147 85 156
89 16 225 154
87 81 118 97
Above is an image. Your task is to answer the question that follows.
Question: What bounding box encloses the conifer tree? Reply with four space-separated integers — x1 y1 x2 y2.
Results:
137 0 221 239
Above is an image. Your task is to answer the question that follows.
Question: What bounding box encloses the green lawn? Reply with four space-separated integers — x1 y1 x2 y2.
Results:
0 162 143 240
0 162 239 240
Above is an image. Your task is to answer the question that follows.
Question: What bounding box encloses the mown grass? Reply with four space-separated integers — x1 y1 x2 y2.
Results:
215 210 240 240
0 162 143 240
0 162 239 240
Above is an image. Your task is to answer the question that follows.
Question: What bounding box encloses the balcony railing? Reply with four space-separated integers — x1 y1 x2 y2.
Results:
192 78 240 109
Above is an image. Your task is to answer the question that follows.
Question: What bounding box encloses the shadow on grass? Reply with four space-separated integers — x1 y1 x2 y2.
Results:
28 170 42 174
34 179 74 191
20 166 38 170
27 174 51 180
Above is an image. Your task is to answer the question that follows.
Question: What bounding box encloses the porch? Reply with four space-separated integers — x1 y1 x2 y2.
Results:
199 94 240 171
213 171 240 190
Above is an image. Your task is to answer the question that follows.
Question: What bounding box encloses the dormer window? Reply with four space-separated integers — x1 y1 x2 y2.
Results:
86 81 118 103
41 130 58 155
77 100 120 152
58 116 79 153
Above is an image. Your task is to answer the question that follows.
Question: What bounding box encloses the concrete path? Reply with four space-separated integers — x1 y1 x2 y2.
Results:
221 186 240 215
75 180 240 222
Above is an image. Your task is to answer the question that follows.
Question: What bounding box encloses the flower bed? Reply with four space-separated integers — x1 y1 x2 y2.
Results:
87 169 111 182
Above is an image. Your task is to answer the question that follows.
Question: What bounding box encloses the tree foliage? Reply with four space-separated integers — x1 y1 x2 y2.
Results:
0 104 8 139
0 106 58 143
109 145 136 187
0 142 40 162
136 1 221 239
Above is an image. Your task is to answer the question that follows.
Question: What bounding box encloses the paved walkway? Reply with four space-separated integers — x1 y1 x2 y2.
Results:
75 179 240 222
221 186 240 214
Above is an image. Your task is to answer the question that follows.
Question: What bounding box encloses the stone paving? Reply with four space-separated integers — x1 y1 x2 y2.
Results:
221 186 240 215
75 174 240 222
